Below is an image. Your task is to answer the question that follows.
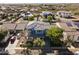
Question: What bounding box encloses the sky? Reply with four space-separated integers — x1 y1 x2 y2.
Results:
0 0 79 3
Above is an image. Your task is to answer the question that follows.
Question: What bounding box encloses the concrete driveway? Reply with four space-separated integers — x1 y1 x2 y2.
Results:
5 38 19 55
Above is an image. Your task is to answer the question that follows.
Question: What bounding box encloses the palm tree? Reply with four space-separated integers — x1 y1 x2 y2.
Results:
47 15 52 24
65 36 74 47
33 38 45 47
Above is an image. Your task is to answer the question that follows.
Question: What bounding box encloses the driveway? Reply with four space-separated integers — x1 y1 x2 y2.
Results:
5 38 19 55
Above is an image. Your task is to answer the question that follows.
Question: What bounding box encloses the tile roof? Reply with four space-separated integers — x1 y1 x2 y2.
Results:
15 23 27 30
57 22 79 36
2 23 16 30
2 21 28 30
57 22 75 31
26 21 52 30
66 31 79 36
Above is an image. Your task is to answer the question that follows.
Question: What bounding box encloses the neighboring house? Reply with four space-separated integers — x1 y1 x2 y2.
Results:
1 6 6 10
30 7 38 12
0 22 29 46
26 11 33 17
2 23 16 32
19 11 33 18
2 22 28 33
15 23 28 32
56 22 79 42
57 11 72 18
20 12 26 17
26 21 52 41
40 11 54 18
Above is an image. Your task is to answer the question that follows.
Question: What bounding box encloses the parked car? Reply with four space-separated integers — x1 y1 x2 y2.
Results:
17 33 21 39
10 36 16 44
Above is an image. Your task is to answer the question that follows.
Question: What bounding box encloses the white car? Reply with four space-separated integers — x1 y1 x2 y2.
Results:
17 33 21 39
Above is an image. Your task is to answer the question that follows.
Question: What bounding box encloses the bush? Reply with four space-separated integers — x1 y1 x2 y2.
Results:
47 15 52 22
74 12 79 15
0 31 8 42
28 16 34 21
33 38 45 47
22 42 33 48
46 27 64 46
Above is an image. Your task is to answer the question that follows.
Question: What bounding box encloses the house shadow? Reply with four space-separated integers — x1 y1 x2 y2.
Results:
0 37 10 48
40 47 52 55
39 37 52 55
40 47 74 55
40 37 74 55
0 38 10 55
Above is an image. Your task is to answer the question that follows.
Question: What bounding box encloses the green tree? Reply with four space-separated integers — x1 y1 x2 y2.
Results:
65 36 74 47
34 14 40 21
47 15 52 22
33 38 45 47
52 15 56 20
22 42 33 48
0 30 8 42
46 27 63 39
46 27 63 46
28 16 34 21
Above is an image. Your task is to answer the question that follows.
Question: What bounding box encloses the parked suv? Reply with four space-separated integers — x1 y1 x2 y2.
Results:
10 36 16 44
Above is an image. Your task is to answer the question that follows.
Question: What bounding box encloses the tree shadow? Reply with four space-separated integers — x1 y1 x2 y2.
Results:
40 37 74 55
0 37 10 48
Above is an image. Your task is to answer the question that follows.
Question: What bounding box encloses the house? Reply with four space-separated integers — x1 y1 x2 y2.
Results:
26 21 52 41
40 11 54 18
30 7 38 12
57 11 72 18
2 23 16 31
1 6 6 10
19 12 26 17
2 22 28 33
19 11 33 20
15 22 28 32
19 11 31 17
56 22 79 42
2 23 16 34
26 11 33 17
